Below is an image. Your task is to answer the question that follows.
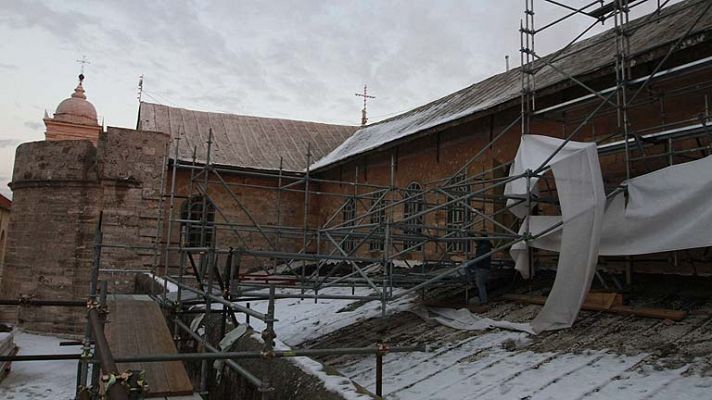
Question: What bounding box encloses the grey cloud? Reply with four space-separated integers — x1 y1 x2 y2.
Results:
0 139 21 148
0 1 96 45
23 121 42 131
0 182 11 200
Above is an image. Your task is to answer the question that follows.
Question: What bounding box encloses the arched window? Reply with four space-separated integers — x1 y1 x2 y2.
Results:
446 174 471 253
403 182 424 251
180 196 216 248
342 197 356 253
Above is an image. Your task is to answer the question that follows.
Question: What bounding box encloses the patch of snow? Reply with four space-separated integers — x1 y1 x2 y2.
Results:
0 331 79 400
233 287 416 346
310 104 493 171
151 274 178 293
337 329 711 400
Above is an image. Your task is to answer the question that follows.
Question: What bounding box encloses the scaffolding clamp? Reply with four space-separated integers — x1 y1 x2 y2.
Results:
17 294 36 306
101 370 148 399
86 298 108 314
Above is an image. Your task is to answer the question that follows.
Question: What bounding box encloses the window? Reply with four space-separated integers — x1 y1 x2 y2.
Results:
342 197 356 253
369 195 386 251
446 174 471 253
180 196 216 248
403 182 424 251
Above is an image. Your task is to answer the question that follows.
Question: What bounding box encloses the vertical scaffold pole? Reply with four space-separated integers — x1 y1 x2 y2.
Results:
76 212 103 398
261 285 277 399
161 134 180 304
382 153 395 316
352 165 359 296
274 157 284 275
301 144 312 298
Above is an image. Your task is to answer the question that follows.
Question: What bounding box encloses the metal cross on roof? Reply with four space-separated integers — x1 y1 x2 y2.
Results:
76 55 91 74
355 84 375 126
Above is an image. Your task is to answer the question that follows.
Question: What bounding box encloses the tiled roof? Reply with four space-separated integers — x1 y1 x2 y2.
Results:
137 102 358 172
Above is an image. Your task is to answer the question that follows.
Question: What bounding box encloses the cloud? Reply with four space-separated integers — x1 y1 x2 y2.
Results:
0 139 20 149
23 121 43 131
0 183 11 200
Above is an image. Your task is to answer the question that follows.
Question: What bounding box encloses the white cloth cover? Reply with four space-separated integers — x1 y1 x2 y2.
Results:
505 135 607 333
523 154 712 256
213 325 249 381
412 306 535 334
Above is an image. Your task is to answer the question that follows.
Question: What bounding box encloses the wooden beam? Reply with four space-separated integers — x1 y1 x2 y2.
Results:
502 293 687 321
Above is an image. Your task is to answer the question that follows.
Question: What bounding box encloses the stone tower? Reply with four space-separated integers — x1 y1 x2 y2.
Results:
43 74 102 144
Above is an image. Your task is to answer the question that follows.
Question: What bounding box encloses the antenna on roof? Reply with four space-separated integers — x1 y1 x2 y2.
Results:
137 74 144 103
355 84 375 126
505 55 510 72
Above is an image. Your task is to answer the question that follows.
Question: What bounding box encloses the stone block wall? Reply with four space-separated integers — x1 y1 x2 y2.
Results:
0 127 169 334
97 127 169 291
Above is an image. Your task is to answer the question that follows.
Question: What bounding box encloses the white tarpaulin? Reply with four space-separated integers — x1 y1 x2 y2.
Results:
411 306 535 334
521 154 712 256
505 135 607 333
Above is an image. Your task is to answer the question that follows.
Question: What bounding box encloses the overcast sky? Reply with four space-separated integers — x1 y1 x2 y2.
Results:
0 0 677 199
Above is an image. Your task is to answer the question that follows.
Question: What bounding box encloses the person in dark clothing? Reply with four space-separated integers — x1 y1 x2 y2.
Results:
465 234 493 305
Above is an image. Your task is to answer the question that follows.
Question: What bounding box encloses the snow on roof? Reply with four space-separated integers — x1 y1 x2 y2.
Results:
311 0 712 171
233 286 712 400
138 102 358 172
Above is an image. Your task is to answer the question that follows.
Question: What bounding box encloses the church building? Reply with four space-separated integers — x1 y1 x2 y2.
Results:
1 0 711 334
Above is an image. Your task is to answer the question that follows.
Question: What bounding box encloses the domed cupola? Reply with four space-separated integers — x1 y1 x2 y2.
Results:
44 74 102 144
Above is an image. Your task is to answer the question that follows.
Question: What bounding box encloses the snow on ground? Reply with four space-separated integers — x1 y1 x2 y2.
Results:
222 287 416 346
0 331 78 400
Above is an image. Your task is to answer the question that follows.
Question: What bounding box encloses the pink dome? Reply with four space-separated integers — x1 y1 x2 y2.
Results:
54 75 98 126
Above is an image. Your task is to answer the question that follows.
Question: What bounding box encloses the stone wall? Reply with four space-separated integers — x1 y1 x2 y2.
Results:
0 127 169 333
97 127 169 291
0 201 13 287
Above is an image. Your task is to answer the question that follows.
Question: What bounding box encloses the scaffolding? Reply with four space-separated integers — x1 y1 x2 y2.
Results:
2 0 712 398
159 0 712 308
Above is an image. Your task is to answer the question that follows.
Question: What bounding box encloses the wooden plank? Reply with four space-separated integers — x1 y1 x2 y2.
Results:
106 297 193 397
0 346 18 384
502 293 687 321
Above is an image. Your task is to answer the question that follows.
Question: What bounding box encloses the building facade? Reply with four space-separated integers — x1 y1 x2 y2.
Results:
2 0 711 334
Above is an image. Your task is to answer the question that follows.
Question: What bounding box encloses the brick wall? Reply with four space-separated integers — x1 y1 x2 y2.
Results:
158 169 309 274
311 67 712 274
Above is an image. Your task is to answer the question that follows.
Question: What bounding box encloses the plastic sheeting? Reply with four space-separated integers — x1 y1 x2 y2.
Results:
520 154 712 257
505 135 607 333
411 306 535 334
